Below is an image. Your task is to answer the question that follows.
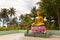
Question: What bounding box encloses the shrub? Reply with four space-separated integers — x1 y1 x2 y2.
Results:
0 26 20 31
0 27 8 31
46 22 56 30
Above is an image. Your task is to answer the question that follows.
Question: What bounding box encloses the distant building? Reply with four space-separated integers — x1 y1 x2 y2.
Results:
7 22 18 27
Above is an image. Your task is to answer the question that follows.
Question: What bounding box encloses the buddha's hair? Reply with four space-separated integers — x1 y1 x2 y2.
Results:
36 9 41 14
36 9 40 11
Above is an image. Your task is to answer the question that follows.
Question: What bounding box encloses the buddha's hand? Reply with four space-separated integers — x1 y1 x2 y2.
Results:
31 23 35 26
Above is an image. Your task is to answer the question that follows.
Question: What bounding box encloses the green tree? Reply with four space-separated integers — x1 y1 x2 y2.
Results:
19 14 24 20
25 14 32 33
37 0 60 29
19 14 26 29
0 8 8 26
55 0 60 29
8 7 16 21
20 21 26 29
30 6 36 18
29 7 37 25
11 17 18 27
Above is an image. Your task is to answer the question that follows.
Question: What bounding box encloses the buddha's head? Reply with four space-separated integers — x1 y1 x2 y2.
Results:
36 9 41 16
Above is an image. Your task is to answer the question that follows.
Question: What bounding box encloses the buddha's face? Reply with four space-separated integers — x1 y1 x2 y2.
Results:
37 10 40 16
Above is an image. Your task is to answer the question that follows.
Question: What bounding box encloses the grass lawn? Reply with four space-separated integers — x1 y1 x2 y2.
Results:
0 30 26 35
47 30 60 35
0 30 60 36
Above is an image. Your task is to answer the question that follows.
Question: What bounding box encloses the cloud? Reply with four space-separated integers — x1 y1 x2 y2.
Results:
0 0 40 17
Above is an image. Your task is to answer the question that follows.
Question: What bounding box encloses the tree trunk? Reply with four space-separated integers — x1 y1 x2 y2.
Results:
57 11 60 29
27 26 29 34
58 16 60 29
3 19 4 27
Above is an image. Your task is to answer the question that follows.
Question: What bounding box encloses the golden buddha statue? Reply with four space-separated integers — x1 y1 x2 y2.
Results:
32 10 44 26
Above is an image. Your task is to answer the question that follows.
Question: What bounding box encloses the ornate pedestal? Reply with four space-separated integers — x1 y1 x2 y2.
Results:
31 26 46 33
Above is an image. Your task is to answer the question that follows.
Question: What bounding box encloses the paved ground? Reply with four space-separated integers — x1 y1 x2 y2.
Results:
0 33 24 40
0 33 60 40
22 35 60 40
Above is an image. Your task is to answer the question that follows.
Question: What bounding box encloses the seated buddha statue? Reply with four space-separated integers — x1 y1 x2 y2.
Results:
32 10 44 26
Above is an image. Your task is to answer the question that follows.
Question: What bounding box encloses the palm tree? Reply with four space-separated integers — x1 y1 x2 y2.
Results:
8 7 16 21
19 14 24 20
0 8 8 26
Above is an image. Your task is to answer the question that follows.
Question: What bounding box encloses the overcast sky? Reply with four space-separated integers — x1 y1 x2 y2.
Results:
0 0 40 17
